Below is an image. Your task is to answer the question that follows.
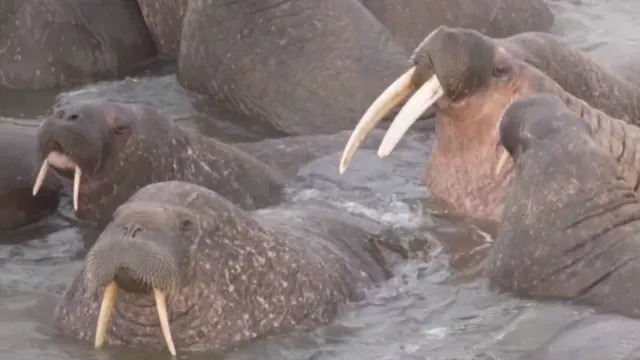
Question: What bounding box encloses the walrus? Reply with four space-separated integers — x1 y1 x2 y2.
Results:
339 26 640 223
53 180 407 355
0 124 62 232
485 93 640 320
32 100 285 226
0 0 156 90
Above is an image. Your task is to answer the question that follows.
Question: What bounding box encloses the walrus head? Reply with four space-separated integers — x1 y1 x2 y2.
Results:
32 100 175 221
83 195 200 356
339 26 593 222
496 93 594 172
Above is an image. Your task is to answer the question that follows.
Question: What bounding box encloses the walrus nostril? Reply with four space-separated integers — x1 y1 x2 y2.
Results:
66 113 79 122
114 267 152 294
121 224 144 238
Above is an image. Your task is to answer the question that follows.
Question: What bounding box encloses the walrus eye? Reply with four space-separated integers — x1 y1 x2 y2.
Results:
179 219 194 233
492 63 512 79
113 124 129 135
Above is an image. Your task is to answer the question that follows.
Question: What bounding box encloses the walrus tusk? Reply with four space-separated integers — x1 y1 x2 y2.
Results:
32 160 50 196
154 288 177 357
377 75 444 157
73 165 82 211
95 281 118 349
338 67 417 174
495 149 511 176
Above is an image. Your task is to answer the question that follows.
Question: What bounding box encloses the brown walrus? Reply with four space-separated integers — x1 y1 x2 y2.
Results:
339 26 640 224
53 180 411 355
487 93 640 321
32 100 285 226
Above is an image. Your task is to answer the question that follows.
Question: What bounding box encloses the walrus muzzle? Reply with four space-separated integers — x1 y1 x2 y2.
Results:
85 221 185 357
338 68 444 174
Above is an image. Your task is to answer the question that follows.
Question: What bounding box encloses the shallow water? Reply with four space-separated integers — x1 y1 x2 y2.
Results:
0 2 638 359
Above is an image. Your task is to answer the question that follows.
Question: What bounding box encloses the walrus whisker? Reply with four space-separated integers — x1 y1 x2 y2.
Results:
32 160 50 196
378 75 444 157
154 288 177 357
338 67 416 174
95 281 118 349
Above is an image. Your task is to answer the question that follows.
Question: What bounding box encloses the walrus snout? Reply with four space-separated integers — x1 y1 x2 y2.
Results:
84 203 193 356
495 94 594 175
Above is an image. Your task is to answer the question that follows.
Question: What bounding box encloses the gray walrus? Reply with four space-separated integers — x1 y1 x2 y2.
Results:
176 1 553 136
0 124 62 232
486 93 640 320
53 180 406 355
339 26 640 224
0 0 156 90
32 100 285 226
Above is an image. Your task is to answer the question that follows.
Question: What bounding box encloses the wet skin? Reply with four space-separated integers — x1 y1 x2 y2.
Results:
487 94 640 321
33 100 285 227
53 181 408 355
0 0 156 90
340 26 640 224
0 125 62 232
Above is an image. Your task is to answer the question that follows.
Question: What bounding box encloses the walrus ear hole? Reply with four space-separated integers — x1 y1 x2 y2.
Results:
113 124 129 135
179 219 194 233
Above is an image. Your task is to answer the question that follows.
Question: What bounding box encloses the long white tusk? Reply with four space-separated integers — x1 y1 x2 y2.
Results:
495 148 512 176
73 165 82 211
32 160 50 196
153 288 177 357
95 281 118 349
377 75 444 157
338 67 417 174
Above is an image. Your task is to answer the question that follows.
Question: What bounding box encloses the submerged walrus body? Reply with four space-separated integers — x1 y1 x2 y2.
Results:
53 181 412 355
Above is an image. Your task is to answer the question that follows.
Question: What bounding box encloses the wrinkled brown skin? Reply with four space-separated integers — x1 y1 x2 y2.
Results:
0 0 157 90
177 0 411 136
521 314 640 360
408 26 640 224
360 0 554 51
35 100 285 227
136 0 187 55
499 32 640 123
0 125 62 232
53 181 407 353
487 94 640 320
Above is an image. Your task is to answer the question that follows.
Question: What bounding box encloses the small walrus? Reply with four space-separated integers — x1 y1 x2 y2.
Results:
487 93 640 320
53 180 406 355
32 100 285 226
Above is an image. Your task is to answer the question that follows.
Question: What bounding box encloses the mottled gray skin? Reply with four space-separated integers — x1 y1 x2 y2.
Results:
135 0 187 55
404 26 640 223
499 32 640 123
487 94 640 319
0 125 62 232
53 181 400 353
177 0 410 136
36 100 285 227
0 0 157 90
360 0 554 51
522 314 640 360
